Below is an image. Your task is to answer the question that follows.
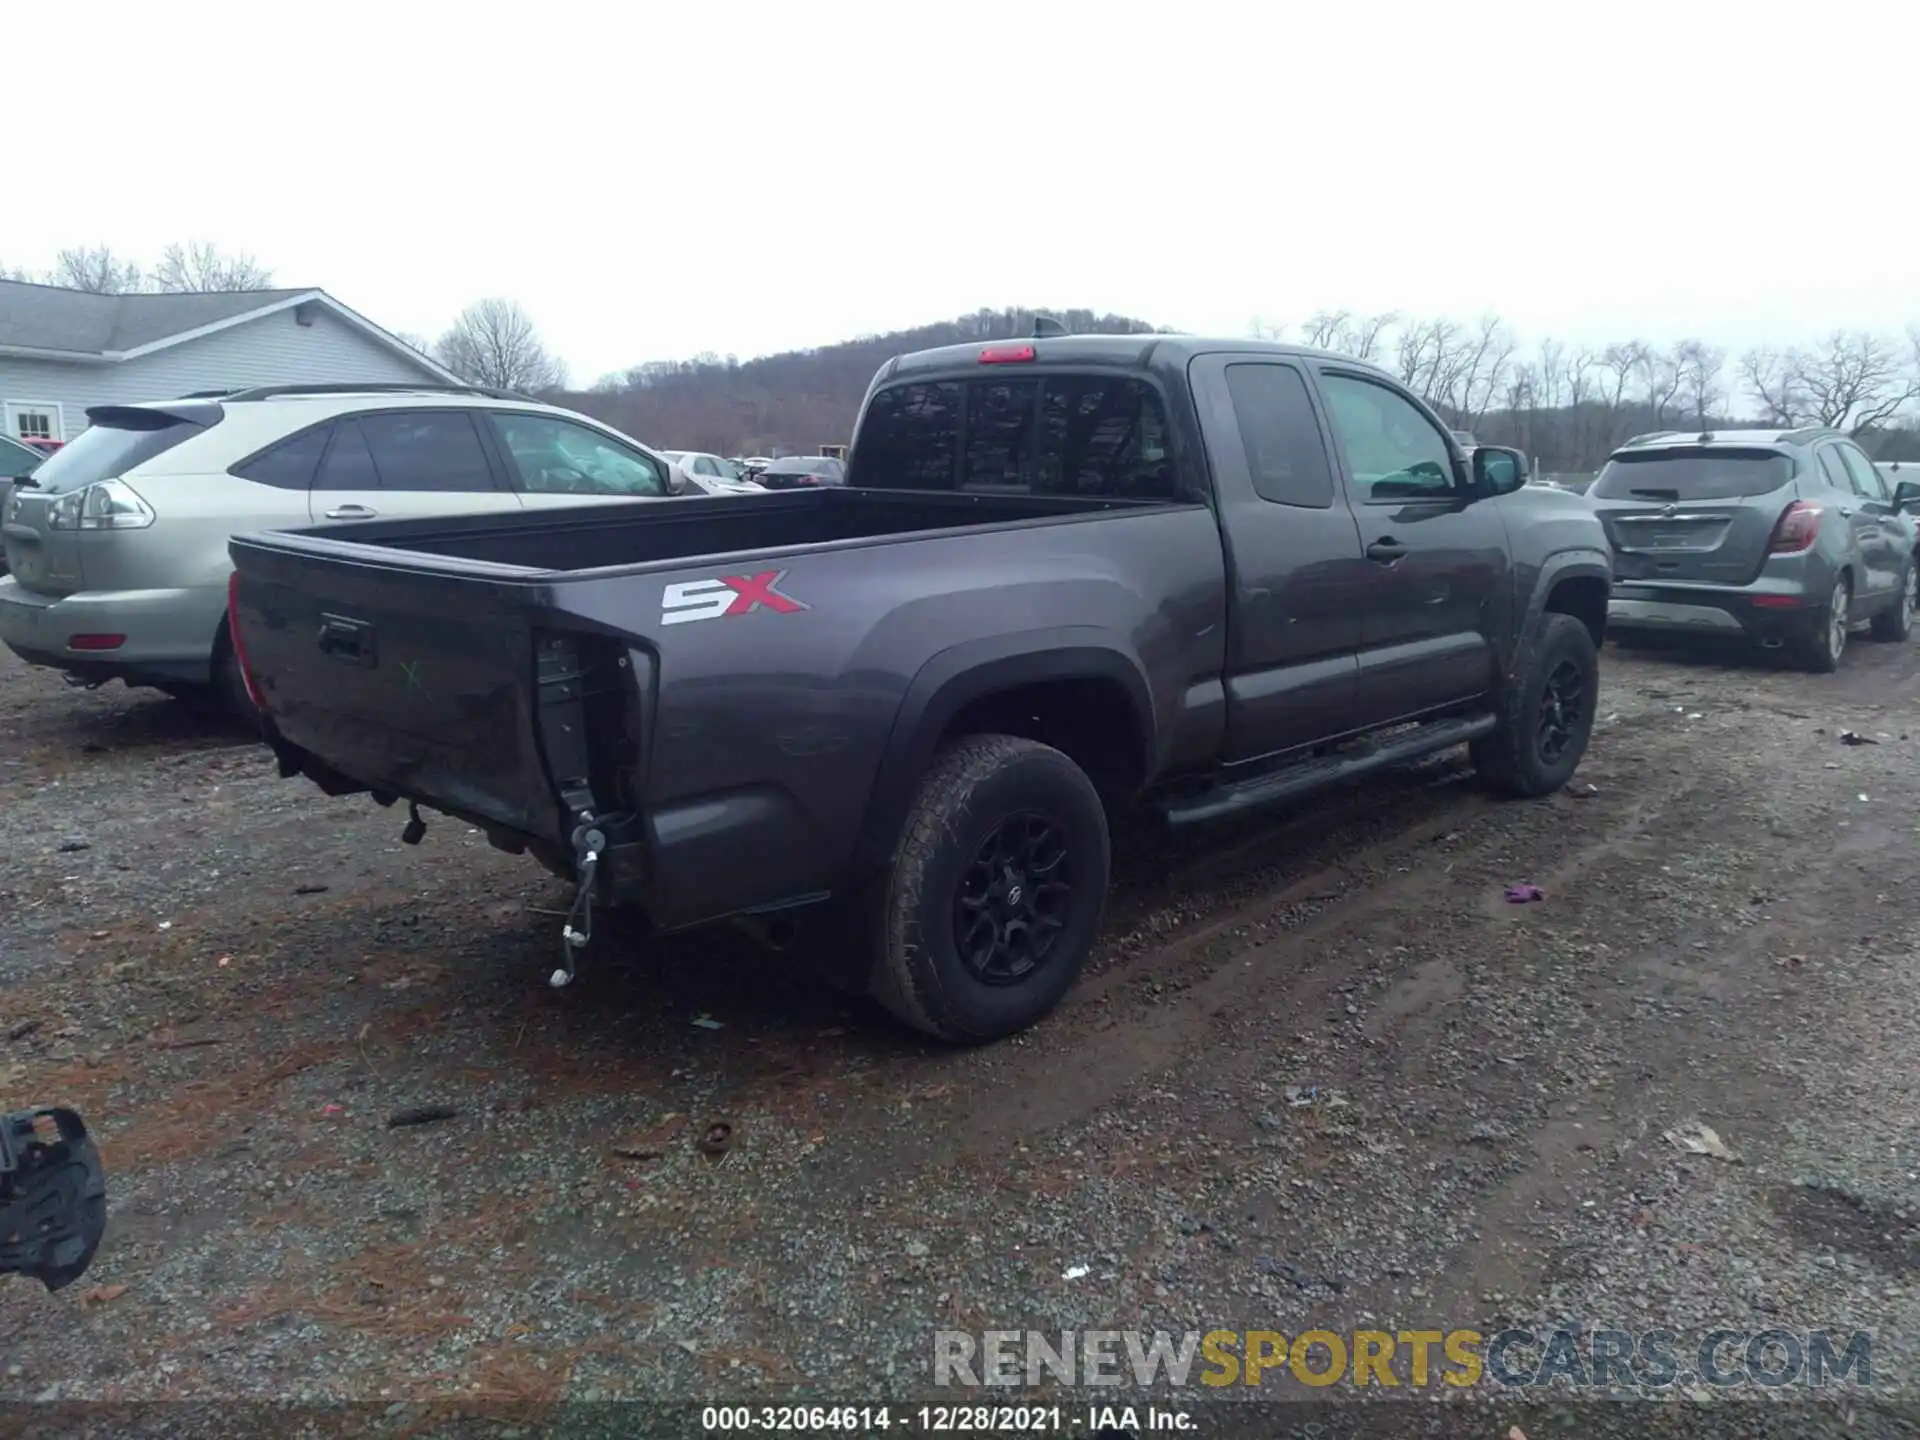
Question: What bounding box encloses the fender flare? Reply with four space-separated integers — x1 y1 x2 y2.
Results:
1522 548 1612 641
848 628 1156 875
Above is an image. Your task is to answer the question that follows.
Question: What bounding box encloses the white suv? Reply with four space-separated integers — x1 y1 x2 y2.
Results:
0 382 699 715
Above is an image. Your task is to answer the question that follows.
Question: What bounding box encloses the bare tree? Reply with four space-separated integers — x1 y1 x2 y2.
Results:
1740 347 1799 425
394 332 436 357
0 262 35 282
1438 315 1516 428
1502 360 1542 455
1740 333 1919 434
1248 316 1288 341
1673 340 1725 427
1638 346 1684 429
1793 331 1919 433
1301 309 1352 350
1345 312 1398 363
1534 340 1566 412
435 298 567 393
52 245 143 293
1394 318 1461 404
153 241 274 293
1596 341 1649 448
1558 347 1601 467
1296 309 1398 363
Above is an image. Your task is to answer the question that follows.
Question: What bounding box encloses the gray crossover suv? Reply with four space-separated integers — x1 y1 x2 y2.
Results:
1596 428 1920 671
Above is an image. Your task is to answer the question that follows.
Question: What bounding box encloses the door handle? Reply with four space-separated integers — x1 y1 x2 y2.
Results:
1837 506 1855 518
324 504 377 520
1366 539 1408 563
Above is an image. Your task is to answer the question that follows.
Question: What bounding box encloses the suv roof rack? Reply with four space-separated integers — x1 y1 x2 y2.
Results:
212 382 535 404
1773 426 1833 445
1621 430 1684 447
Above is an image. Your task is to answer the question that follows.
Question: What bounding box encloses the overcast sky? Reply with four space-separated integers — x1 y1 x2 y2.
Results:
11 0 1915 383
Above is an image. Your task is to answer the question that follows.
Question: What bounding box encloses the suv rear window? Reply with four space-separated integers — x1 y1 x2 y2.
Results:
0 435 42 478
850 374 1174 500
1590 448 1793 502
22 408 212 495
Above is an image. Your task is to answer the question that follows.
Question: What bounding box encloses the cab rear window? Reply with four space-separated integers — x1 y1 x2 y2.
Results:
23 408 214 495
850 374 1175 500
1591 448 1792 501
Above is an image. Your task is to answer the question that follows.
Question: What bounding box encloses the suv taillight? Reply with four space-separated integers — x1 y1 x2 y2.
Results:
1768 501 1822 553
226 571 265 710
46 479 155 531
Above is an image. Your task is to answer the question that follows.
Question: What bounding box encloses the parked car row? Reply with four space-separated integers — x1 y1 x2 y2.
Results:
658 451 763 494
654 451 851 491
754 454 847 488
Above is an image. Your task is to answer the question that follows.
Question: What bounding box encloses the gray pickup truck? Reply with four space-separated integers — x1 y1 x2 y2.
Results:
229 331 1612 1042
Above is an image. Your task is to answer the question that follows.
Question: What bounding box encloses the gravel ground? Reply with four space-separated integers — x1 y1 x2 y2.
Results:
1 634 1918 1437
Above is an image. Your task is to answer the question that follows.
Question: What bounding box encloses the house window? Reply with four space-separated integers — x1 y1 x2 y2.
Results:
4 401 64 443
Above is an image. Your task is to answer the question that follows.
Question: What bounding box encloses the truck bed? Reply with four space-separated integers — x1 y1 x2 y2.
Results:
229 486 1219 927
257 487 1152 576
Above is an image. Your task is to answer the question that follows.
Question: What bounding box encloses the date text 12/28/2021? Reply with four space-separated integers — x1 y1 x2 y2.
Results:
700 1405 1196 1432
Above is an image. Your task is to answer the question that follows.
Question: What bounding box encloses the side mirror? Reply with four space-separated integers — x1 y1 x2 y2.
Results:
1472 445 1529 496
665 463 690 495
1893 480 1920 512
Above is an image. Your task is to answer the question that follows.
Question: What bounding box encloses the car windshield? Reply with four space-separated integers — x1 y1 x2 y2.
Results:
1590 449 1794 502
764 457 833 474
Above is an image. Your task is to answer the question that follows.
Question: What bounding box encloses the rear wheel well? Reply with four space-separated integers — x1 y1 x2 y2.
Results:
1545 574 1608 648
939 678 1147 800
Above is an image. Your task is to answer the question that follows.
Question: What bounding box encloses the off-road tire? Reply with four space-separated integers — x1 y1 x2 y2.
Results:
1471 612 1600 798
867 733 1109 1044
1869 561 1915 642
1795 574 1850 673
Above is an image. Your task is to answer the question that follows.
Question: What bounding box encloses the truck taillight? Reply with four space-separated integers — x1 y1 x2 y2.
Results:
226 571 265 710
1768 501 1822 553
978 344 1036 364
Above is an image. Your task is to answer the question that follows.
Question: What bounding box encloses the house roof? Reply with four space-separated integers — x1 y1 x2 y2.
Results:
0 279 460 381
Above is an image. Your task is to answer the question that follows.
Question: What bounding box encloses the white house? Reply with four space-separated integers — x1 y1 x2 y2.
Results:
0 279 460 445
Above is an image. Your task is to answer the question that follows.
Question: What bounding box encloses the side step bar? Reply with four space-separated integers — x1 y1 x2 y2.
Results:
1158 713 1496 827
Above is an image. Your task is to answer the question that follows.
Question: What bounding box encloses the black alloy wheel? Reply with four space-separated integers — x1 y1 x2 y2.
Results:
952 811 1074 985
1536 658 1587 766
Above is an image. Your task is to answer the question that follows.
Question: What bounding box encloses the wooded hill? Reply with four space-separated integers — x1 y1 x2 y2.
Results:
561 307 1920 469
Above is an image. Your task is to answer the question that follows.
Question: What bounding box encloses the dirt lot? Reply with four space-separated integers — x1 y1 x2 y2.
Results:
2 636 1919 1433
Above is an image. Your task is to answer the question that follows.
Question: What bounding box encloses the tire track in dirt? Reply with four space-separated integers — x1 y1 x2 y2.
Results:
1296 641 1920 1326
749 687 1718 1181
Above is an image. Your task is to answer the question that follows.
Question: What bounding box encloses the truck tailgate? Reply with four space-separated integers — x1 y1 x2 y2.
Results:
231 539 590 844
